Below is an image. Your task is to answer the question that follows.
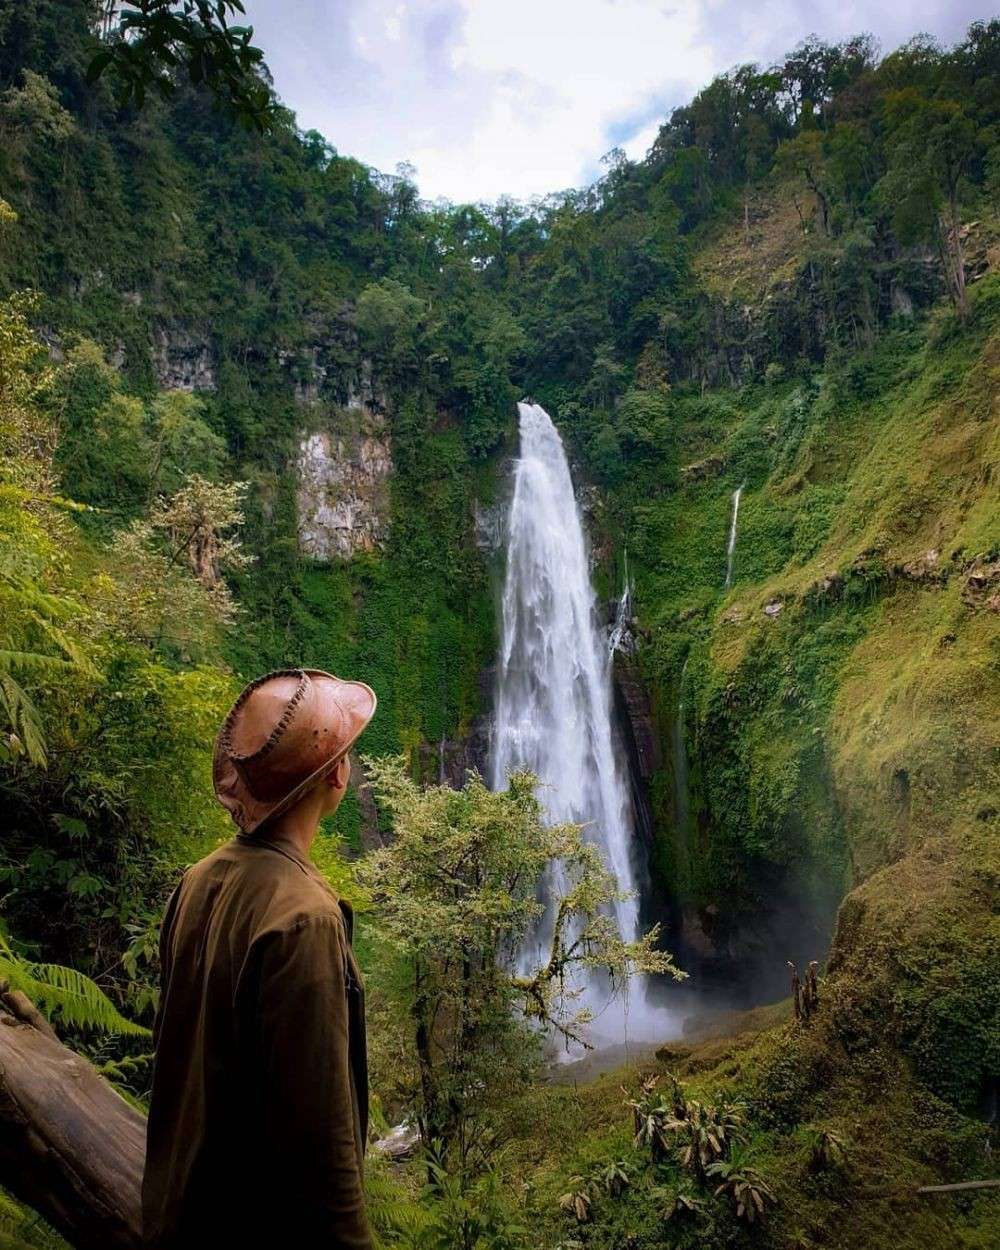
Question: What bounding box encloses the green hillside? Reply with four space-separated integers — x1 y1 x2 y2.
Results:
0 4 997 1247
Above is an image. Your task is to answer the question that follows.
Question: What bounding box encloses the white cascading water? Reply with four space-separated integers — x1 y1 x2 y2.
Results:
608 548 636 658
491 402 662 1042
724 484 744 589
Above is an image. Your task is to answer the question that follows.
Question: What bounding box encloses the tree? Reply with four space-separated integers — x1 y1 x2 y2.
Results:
1 69 74 140
356 760 681 1167
0 986 145 1250
146 391 226 498
0 281 87 769
355 277 425 371
88 0 273 130
775 130 833 234
880 93 978 318
106 473 250 652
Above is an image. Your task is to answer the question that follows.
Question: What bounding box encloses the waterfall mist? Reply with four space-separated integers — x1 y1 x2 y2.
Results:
491 402 673 1047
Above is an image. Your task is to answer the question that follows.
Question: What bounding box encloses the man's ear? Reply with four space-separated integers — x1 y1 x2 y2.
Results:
327 756 351 790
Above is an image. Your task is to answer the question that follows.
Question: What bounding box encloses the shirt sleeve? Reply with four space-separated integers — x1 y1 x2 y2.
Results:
253 913 372 1250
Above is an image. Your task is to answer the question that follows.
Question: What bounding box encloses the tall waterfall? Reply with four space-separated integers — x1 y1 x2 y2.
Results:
491 402 645 1026
724 484 744 589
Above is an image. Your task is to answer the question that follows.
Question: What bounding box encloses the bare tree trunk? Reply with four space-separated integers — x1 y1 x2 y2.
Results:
917 1179 1000 1195
938 204 968 319
804 169 830 236
0 987 144 1250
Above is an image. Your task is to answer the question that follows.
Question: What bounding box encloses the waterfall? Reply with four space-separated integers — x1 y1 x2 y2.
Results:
608 552 635 657
491 402 647 1029
724 484 744 589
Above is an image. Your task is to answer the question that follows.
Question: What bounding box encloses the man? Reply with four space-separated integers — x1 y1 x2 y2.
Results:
142 668 377 1249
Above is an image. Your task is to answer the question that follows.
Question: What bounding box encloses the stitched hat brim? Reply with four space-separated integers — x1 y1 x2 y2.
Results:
214 670 377 835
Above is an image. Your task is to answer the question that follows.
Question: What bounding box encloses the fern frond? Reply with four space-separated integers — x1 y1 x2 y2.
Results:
0 670 47 765
28 613 96 673
0 943 149 1038
0 650 74 675
0 572 76 621
0 1188 69 1249
365 1166 433 1238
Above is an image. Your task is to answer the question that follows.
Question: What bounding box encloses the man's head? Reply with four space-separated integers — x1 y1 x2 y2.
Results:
213 669 376 835
265 752 352 837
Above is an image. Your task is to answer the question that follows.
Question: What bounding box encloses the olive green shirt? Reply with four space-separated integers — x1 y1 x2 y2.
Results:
142 834 371 1249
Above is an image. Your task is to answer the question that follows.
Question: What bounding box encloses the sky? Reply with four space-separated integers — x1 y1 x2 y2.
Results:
243 0 992 203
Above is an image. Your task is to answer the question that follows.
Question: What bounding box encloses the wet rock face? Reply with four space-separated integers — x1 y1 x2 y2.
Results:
283 342 388 413
611 652 660 861
612 654 662 784
416 731 490 790
473 498 505 554
297 408 393 560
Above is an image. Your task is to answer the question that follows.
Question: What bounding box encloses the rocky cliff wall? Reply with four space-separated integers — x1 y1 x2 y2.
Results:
296 407 393 561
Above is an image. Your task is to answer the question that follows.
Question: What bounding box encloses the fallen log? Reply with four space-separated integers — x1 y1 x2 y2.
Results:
915 1179 1000 1195
0 984 144 1249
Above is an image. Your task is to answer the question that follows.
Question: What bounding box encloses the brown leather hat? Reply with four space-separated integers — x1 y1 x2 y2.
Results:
213 668 377 834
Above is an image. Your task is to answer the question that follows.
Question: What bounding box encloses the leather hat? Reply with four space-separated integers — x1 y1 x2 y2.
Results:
213 668 377 834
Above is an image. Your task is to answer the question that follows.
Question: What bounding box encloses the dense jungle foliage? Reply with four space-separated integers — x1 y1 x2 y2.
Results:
0 2 997 1246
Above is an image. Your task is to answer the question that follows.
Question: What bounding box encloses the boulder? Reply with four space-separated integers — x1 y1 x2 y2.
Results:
681 454 725 482
373 1120 421 1162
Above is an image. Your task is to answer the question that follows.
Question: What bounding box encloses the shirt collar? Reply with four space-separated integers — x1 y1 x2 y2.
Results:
235 831 313 874
234 833 353 938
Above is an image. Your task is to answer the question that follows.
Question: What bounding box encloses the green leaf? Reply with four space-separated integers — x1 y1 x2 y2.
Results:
0 934 149 1038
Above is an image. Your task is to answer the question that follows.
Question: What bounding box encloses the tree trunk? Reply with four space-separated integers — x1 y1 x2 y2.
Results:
805 169 830 236
0 986 144 1250
938 203 968 320
916 1179 1000 1195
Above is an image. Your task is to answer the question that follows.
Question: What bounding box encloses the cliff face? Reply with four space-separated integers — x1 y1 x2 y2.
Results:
296 408 393 561
141 319 398 565
152 325 216 391
599 263 1000 1107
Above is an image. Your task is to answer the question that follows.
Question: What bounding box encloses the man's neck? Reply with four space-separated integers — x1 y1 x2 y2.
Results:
263 799 322 860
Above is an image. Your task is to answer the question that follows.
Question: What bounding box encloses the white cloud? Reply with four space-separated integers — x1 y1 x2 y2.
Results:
407 0 714 200
244 0 984 202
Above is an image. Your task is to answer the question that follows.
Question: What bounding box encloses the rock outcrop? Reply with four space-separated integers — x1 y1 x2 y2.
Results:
473 498 506 555
152 326 216 391
612 653 661 854
681 453 725 482
297 407 393 561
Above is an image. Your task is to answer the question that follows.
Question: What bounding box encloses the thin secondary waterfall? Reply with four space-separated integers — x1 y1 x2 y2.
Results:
608 553 635 657
724 484 744 589
491 402 643 1022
